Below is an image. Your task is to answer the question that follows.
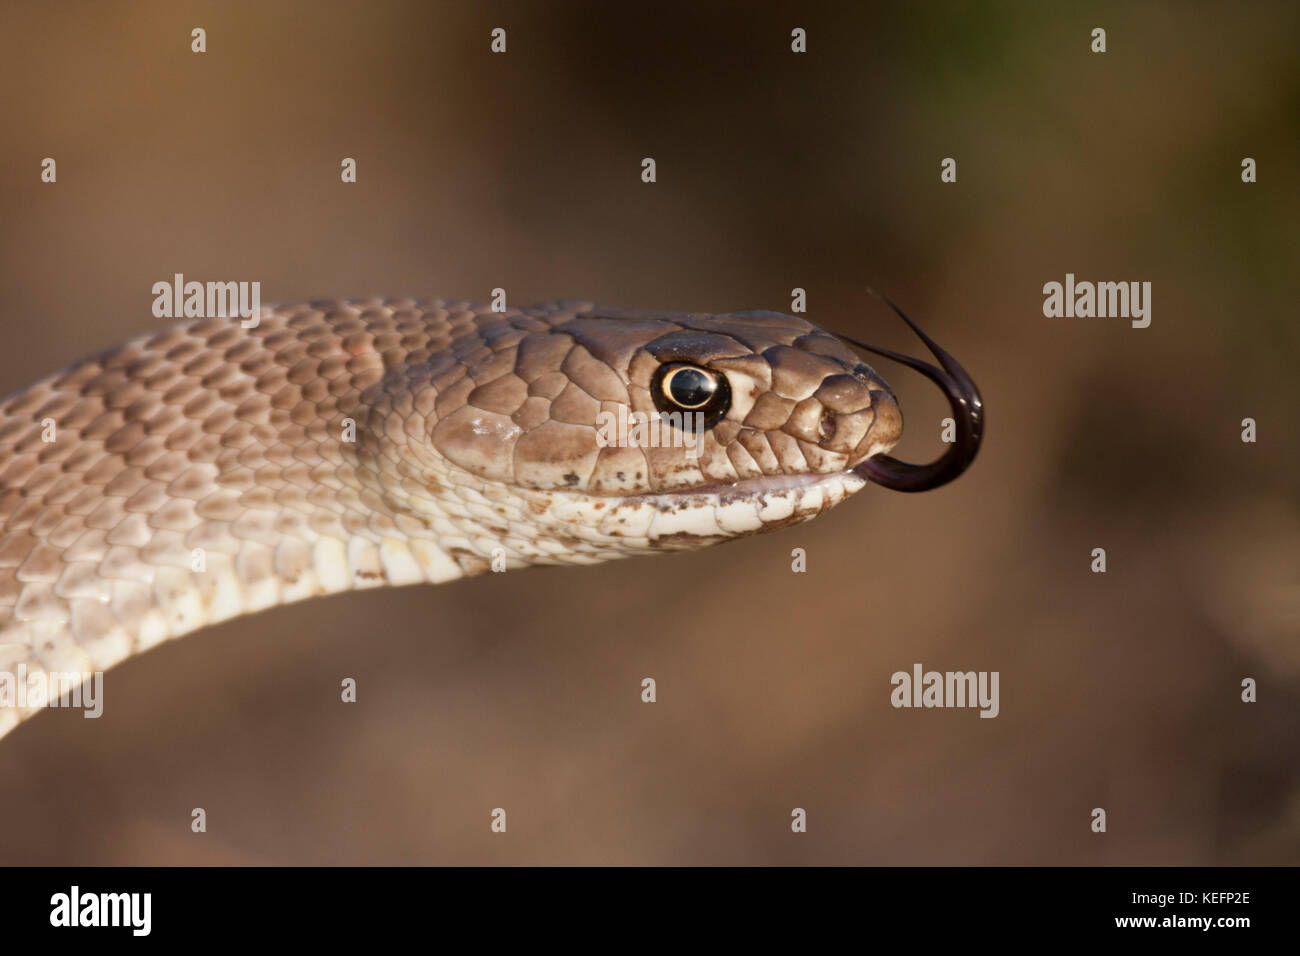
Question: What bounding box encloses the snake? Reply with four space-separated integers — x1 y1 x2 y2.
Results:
0 295 982 738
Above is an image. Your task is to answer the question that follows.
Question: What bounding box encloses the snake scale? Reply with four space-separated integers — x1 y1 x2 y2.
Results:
0 297 982 737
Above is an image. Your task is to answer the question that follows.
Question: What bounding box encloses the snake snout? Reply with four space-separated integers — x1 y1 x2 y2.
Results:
797 365 903 465
858 387 903 461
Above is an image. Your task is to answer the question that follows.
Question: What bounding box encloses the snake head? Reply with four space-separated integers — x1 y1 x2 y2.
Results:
417 300 975 556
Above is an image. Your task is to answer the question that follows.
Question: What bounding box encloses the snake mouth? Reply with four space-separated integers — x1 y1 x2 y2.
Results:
623 468 867 507
661 470 850 498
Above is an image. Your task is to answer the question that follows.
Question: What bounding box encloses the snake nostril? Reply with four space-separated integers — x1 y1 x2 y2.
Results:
818 409 836 442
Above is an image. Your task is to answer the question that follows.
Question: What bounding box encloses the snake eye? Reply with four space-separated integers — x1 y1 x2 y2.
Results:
651 362 731 428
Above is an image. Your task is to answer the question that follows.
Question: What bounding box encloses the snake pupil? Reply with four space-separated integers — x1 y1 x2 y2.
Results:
665 367 716 409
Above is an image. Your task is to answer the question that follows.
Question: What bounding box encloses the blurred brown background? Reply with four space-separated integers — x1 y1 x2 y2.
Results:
0 0 1296 864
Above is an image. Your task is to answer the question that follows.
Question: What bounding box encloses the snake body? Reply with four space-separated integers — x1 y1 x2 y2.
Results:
0 298 914 737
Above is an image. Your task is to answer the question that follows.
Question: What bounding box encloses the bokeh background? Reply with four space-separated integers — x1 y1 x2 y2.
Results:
0 0 1295 864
